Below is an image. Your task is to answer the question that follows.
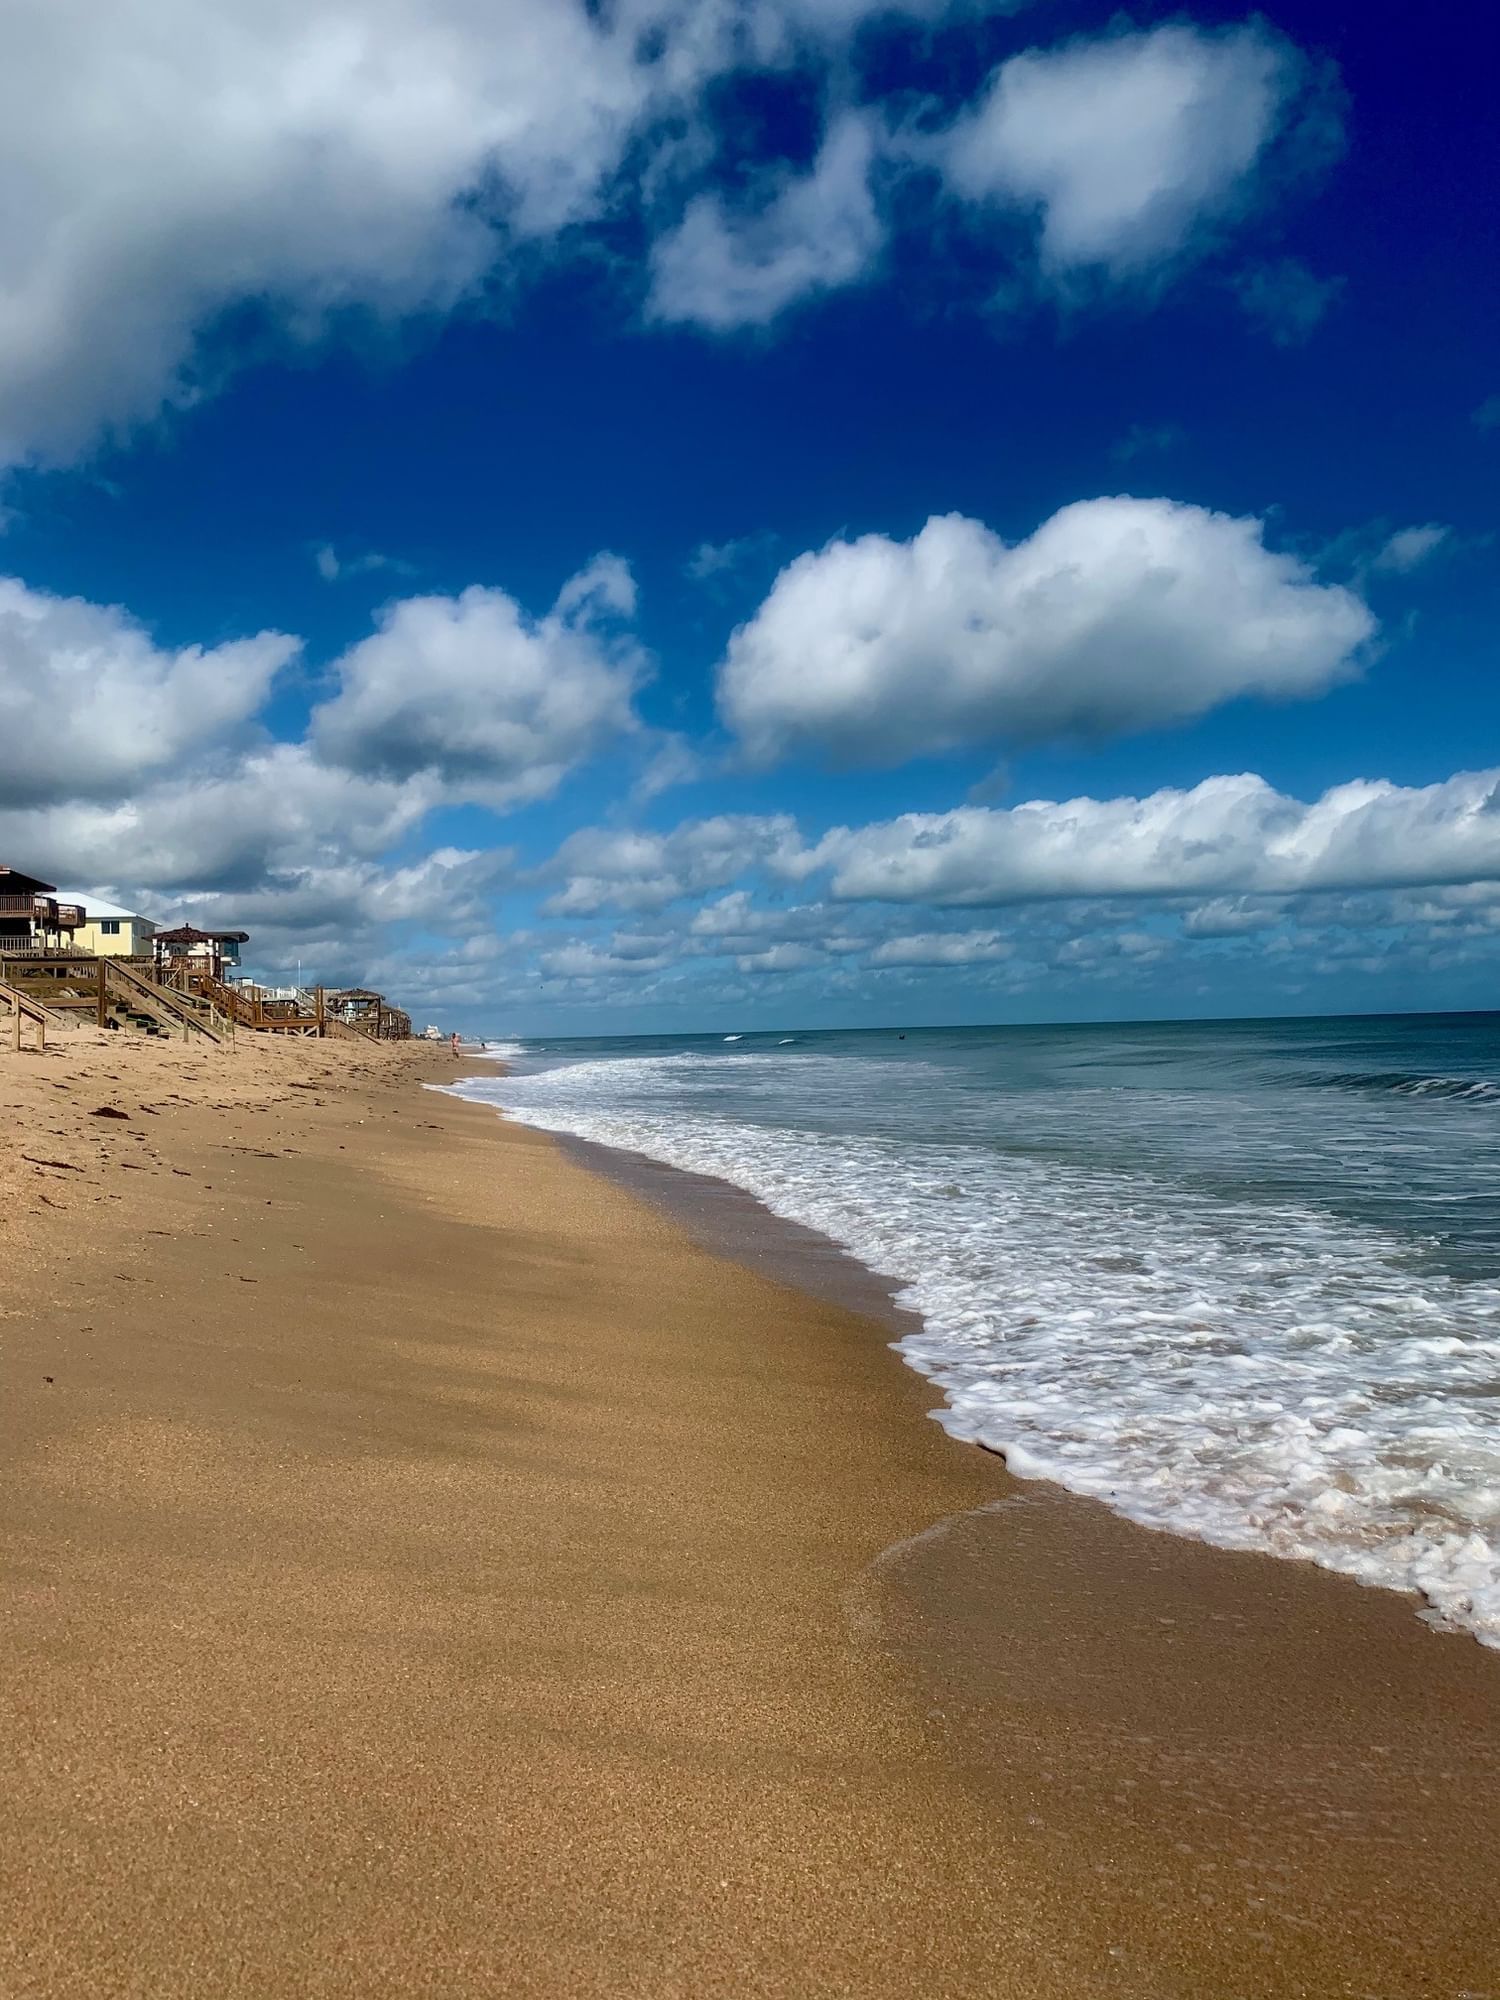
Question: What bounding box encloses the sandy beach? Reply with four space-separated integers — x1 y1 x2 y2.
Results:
3 1029 1499 1998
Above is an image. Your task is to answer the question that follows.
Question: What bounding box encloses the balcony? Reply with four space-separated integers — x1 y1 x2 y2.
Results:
0 896 85 929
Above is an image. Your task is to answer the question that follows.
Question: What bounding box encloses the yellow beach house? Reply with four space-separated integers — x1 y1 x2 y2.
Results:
62 894 156 959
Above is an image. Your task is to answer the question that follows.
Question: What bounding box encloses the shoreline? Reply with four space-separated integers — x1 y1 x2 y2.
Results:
456 1085 1500 1990
455 1078 1491 1651
3 1036 1499 1995
554 1129 926 1339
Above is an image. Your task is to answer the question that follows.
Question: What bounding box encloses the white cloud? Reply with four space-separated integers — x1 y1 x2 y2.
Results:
0 742 435 894
0 4 1345 465
542 814 801 914
685 531 778 583
1370 523 1450 574
1181 897 1283 938
774 0 972 22
931 22 1309 281
0 0 663 465
0 0 969 468
539 939 676 980
312 556 643 807
0 576 296 807
164 844 509 946
314 543 413 584
719 499 1374 766
631 733 707 804
868 929 1009 965
735 940 824 972
804 768 1500 906
648 112 883 330
688 889 844 943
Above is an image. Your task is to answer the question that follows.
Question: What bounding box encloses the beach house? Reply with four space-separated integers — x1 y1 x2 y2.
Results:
62 894 156 960
152 924 250 984
0 864 85 955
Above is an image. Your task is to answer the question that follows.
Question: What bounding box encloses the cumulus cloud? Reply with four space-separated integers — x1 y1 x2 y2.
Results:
312 556 644 807
539 939 676 980
0 0 968 467
0 3 1347 461
0 577 296 808
803 768 1500 905
647 112 884 330
719 499 1374 766
0 0 658 464
541 815 802 914
734 940 825 973
160 844 510 948
0 743 435 895
868 928 1009 965
1181 897 1283 938
929 22 1321 283
687 889 851 944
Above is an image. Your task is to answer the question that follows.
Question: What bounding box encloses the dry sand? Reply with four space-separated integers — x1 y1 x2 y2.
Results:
2 1026 1499 1997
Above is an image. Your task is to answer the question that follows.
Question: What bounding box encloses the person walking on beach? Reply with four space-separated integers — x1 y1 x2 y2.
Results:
451 1031 460 1058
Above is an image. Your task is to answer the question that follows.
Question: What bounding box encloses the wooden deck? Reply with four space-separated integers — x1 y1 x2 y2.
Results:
0 953 228 1043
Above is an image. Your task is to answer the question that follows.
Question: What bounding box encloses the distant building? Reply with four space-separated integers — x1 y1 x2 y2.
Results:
59 894 156 959
0 864 85 954
153 924 250 985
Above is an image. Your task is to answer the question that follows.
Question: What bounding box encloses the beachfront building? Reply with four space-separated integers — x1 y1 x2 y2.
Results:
327 988 412 1039
0 865 85 955
153 924 250 985
62 895 157 960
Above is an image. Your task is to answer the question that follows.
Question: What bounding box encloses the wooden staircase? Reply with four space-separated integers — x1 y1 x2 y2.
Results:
181 972 322 1035
106 957 229 1042
0 978 49 1051
0 952 228 1043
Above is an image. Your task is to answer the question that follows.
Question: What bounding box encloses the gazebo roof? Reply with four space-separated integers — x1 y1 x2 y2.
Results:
156 925 250 945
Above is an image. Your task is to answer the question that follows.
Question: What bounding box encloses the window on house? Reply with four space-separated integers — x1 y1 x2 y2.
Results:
100 919 121 935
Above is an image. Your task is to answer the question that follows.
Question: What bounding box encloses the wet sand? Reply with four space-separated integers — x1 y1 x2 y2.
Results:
2 1035 1499 1997
550 1119 1500 1995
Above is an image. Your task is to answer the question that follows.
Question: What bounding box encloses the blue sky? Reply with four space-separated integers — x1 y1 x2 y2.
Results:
2 0 1496 1033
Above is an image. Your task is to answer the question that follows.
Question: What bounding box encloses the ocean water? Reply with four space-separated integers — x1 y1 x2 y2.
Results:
449 1015 1500 1645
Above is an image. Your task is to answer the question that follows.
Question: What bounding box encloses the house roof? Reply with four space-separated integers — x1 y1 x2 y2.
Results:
56 893 153 924
0 864 57 894
155 924 251 945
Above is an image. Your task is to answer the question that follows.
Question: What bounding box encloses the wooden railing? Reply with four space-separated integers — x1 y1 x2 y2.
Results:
0 979 48 1051
105 957 228 1042
184 971 322 1035
0 938 94 955
0 896 83 929
0 952 228 1043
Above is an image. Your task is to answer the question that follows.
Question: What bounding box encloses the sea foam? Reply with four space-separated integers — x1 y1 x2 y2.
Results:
448 1047 1500 1646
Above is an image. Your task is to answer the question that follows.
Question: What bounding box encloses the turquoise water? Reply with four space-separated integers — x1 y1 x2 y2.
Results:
451 1014 1500 1643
